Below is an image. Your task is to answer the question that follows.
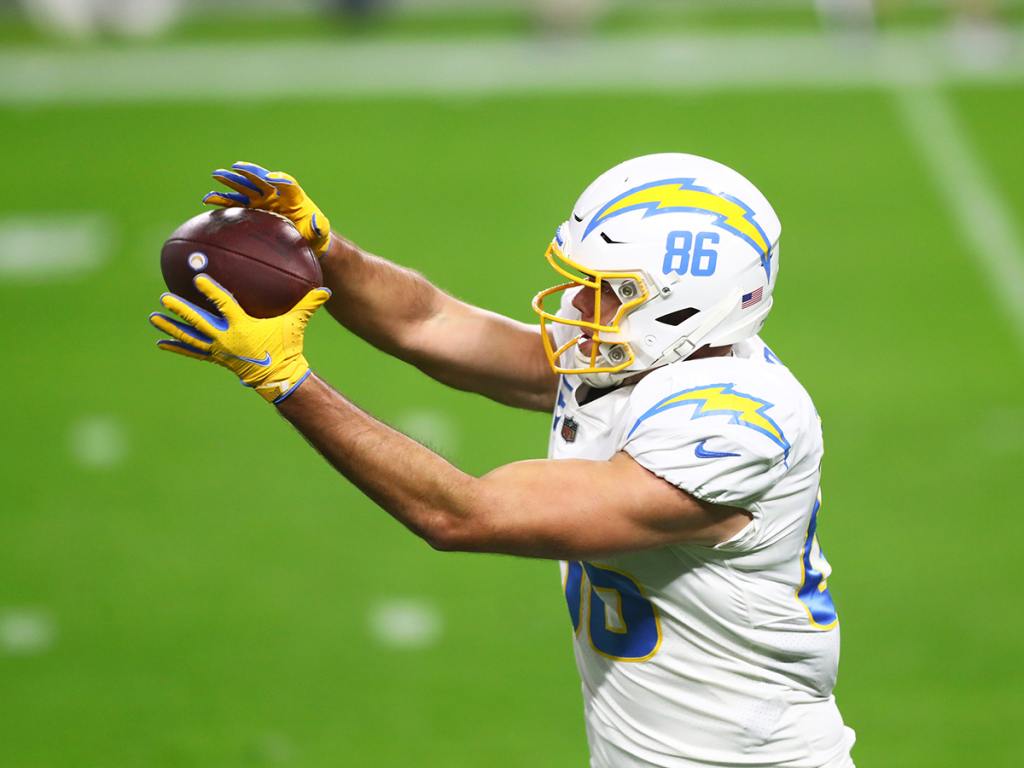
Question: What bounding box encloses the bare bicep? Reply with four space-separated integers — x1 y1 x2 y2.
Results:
461 453 751 559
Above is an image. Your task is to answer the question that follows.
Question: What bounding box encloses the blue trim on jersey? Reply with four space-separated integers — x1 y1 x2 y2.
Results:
763 344 782 365
564 560 583 632
552 376 574 432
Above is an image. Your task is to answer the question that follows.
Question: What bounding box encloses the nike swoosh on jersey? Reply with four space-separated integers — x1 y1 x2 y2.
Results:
230 351 272 367
694 439 739 459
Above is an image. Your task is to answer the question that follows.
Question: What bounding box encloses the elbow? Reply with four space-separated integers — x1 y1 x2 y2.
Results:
422 515 477 553
410 475 499 553
424 527 461 552
417 507 488 553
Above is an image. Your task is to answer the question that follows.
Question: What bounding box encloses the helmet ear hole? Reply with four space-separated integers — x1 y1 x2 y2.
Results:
655 307 699 326
617 280 639 300
606 346 628 364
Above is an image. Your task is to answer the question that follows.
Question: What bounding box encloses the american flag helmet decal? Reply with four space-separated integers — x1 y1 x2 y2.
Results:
741 287 763 308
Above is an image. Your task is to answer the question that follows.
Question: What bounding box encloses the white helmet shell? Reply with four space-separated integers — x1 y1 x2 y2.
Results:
533 153 781 387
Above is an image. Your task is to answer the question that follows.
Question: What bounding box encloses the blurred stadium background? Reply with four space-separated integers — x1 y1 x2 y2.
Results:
2 0 1022 765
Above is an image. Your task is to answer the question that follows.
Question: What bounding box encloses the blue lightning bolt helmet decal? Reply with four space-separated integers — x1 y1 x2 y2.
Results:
582 178 773 279
627 382 790 459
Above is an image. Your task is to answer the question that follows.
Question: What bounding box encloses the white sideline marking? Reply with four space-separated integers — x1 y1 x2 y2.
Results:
0 28 1022 104
368 599 443 649
69 415 128 469
0 215 111 281
394 409 460 457
893 87 1024 353
0 609 56 655
249 733 294 764
975 406 1024 456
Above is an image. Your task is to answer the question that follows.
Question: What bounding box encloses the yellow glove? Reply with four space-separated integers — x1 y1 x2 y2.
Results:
149 274 331 404
203 161 332 258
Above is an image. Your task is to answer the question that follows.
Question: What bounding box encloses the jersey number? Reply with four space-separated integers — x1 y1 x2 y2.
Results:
662 231 719 276
564 561 661 661
797 493 838 629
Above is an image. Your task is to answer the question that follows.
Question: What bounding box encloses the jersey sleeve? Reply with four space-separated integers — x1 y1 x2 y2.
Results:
622 390 789 508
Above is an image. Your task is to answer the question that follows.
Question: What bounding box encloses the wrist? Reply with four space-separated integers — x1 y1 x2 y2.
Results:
314 234 331 259
251 358 312 404
272 368 313 405
323 231 360 263
274 370 325 414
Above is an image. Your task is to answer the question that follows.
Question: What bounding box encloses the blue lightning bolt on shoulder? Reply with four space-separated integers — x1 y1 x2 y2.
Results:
628 382 790 459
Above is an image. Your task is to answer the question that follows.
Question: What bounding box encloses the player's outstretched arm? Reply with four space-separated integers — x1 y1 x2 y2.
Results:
320 233 557 412
204 162 558 412
277 375 751 560
148 288 746 557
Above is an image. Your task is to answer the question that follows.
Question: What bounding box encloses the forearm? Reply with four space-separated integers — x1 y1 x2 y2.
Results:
277 374 598 557
276 373 482 547
274 376 740 560
321 233 441 356
320 233 557 411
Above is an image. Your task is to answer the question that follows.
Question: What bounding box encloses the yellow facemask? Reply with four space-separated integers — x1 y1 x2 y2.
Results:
531 238 649 377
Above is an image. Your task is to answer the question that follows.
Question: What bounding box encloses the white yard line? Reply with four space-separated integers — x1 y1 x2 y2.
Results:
394 409 460 458
0 214 112 281
68 415 128 470
0 28 1021 104
893 87 1024 353
160 0 1024 12
368 598 443 649
0 608 56 656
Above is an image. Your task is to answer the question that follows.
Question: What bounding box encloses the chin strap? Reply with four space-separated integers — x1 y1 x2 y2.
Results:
577 289 742 387
659 288 743 366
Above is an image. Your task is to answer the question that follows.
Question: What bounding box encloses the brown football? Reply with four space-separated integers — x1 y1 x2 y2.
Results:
161 208 322 318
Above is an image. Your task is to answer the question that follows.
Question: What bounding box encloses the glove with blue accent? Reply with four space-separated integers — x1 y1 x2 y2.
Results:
203 161 332 258
149 274 331 404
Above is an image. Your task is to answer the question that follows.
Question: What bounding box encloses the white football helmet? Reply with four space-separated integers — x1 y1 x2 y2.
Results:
532 153 782 388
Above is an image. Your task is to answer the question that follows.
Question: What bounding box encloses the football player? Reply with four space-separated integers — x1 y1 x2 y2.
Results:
149 154 856 767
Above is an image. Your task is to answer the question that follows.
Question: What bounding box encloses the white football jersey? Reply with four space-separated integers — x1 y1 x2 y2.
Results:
548 328 855 766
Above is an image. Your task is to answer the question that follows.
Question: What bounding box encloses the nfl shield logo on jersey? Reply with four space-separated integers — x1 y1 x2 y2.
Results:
561 417 579 443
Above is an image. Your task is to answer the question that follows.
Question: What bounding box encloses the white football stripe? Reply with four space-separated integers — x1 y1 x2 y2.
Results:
368 598 443 649
0 215 111 281
893 87 1024 354
393 409 460 457
68 415 128 470
0 609 56 655
0 29 1022 104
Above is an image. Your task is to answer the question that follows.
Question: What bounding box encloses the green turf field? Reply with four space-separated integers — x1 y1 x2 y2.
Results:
2 13 1023 768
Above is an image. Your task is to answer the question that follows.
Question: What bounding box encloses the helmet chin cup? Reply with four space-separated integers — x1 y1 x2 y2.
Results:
577 369 625 388
573 340 635 388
